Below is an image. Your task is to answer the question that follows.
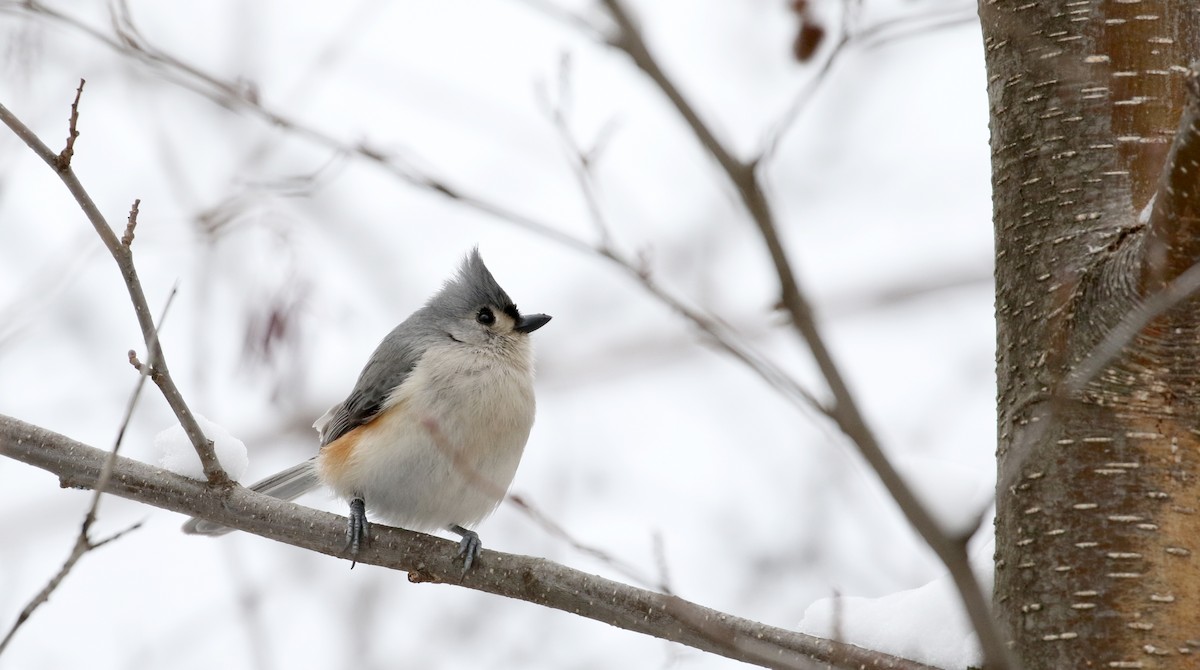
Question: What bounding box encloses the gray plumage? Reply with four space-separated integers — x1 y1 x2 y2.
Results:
182 248 550 571
317 248 518 448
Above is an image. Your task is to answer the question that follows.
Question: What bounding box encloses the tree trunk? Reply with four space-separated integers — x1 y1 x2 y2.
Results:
983 0 1200 665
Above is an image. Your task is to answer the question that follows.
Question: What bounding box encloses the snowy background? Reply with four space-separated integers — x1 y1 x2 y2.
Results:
0 0 995 668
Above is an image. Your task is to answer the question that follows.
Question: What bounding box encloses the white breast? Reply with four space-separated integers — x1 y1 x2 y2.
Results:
318 340 536 531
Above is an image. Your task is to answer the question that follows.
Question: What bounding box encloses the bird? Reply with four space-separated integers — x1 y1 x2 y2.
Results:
183 248 551 571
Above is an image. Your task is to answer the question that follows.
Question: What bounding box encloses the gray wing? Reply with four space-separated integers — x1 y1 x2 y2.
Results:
317 319 428 448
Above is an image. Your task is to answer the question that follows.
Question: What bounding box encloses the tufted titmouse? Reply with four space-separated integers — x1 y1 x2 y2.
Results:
182 249 550 570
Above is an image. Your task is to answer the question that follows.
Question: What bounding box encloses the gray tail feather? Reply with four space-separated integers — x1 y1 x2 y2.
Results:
181 459 320 536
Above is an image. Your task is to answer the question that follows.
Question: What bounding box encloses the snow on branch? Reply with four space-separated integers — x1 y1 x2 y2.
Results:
0 87 227 486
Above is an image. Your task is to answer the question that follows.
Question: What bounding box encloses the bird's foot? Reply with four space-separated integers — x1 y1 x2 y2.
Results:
450 524 482 573
345 496 369 567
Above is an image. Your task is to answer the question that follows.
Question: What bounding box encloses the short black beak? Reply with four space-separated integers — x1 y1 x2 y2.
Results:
514 313 551 333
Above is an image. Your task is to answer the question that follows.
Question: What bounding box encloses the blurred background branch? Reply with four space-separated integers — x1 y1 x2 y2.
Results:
0 1 993 668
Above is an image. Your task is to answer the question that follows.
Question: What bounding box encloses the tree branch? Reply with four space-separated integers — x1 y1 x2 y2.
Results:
594 3 1013 668
0 519 140 654
0 414 937 670
8 0 592 256
7 2 833 422
1143 61 1200 294
0 287 174 652
54 78 83 170
0 92 227 485
1 7 994 665
760 6 977 163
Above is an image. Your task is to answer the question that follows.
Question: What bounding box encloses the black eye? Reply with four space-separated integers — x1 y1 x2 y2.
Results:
476 307 495 325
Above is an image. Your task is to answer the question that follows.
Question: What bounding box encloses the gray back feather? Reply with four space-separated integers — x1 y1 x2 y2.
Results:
183 251 513 537
318 248 513 447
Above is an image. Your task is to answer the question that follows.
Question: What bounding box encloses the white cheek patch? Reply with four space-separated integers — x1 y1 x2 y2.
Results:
495 312 517 334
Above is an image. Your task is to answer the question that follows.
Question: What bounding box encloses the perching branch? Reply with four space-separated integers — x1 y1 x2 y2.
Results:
0 415 937 670
0 91 226 485
1 6 993 665
593 3 1013 668
1142 61 1200 294
2 75 925 670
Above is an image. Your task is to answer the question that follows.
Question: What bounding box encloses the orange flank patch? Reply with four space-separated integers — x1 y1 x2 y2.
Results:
317 402 406 479
318 425 364 479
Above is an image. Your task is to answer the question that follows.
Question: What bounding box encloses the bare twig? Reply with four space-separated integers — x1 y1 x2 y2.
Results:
855 9 977 52
1 5 995 664
512 0 607 41
6 0 591 255
54 78 84 171
92 283 178 520
760 32 850 165
1069 64 1200 394
3 3 829 424
0 519 141 655
1067 260 1200 394
508 493 669 592
595 2 1013 668
0 287 174 653
121 199 140 247
535 55 615 249
762 5 977 163
1143 61 1200 293
0 414 940 670
534 58 830 419
0 93 225 484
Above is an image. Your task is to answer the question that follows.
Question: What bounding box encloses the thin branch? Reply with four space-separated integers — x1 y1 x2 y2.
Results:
533 57 830 419
855 10 978 52
3 3 829 424
1 6 995 663
508 493 669 593
1067 260 1200 394
759 32 850 165
1142 61 1200 294
121 199 140 247
0 94 226 484
535 55 615 249
630 257 828 416
511 0 607 41
88 282 178 527
54 78 84 171
6 0 591 255
0 414 939 670
0 285 174 653
595 2 1013 668
761 5 977 163
1069 64 1200 396
0 519 141 654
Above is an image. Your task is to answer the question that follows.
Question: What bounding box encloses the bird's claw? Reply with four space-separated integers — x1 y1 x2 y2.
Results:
346 496 369 567
450 524 482 573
